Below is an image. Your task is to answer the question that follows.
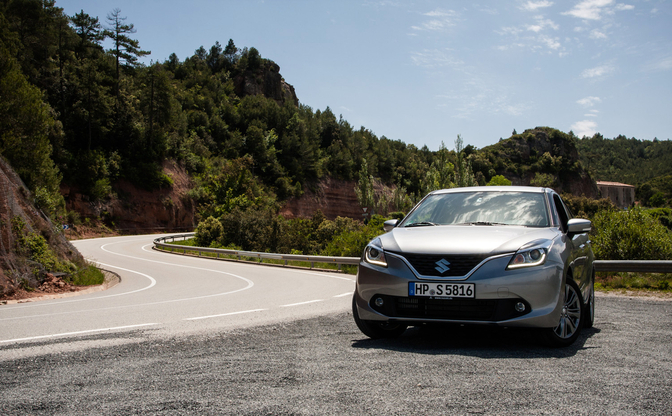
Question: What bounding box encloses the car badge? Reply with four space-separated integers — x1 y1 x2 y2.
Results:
435 259 451 274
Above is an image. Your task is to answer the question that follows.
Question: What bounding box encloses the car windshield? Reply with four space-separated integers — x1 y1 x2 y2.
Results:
401 191 550 228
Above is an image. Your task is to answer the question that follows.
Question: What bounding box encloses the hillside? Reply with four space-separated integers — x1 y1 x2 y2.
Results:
0 157 86 299
471 127 598 197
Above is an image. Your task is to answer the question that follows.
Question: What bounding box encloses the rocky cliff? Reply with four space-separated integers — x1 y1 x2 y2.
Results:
234 61 298 106
0 157 84 298
279 178 364 220
62 161 196 233
477 127 598 197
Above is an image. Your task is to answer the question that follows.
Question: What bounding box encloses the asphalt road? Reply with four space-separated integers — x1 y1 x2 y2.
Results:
1 235 671 415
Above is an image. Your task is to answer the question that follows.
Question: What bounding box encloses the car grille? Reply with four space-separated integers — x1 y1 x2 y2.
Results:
391 253 488 277
370 295 529 321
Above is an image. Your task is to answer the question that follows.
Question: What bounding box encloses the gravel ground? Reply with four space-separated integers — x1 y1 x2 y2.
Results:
1 295 671 415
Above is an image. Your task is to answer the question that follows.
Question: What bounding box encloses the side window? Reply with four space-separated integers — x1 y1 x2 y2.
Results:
553 195 569 232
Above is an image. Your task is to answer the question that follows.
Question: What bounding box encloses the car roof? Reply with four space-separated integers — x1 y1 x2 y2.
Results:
430 186 548 195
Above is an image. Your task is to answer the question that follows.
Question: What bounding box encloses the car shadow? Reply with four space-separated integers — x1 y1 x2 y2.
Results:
351 324 601 359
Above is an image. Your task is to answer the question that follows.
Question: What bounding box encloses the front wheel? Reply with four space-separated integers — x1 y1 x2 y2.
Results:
352 295 407 339
542 279 584 347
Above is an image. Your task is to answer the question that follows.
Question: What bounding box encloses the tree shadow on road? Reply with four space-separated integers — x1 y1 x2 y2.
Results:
351 324 601 359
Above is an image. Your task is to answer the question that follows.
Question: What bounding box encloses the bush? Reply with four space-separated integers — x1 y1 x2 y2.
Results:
322 215 387 257
562 194 616 219
70 266 105 286
221 207 276 252
486 175 512 186
648 208 672 231
592 207 672 260
194 216 224 247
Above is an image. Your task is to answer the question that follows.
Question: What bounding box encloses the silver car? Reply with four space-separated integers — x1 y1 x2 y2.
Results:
353 186 595 347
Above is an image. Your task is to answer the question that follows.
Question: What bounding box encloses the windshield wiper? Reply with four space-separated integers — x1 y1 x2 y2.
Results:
404 221 439 227
461 221 508 226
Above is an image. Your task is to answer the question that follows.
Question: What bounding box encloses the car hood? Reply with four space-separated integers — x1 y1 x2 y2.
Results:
379 225 560 256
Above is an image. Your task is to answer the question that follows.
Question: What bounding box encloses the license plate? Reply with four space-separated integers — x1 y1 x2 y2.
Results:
409 282 475 298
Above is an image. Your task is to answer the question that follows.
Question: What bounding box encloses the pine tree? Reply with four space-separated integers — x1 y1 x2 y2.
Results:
104 8 149 98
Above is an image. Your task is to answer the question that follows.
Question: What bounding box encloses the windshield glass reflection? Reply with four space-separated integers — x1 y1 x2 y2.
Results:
402 192 549 227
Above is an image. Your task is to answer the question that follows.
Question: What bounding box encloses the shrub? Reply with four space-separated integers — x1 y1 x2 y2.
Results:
322 215 387 258
486 175 512 186
70 266 105 286
194 216 224 247
648 208 672 230
591 207 672 260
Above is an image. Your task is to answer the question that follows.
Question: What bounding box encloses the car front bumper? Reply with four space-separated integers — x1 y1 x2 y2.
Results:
354 253 565 329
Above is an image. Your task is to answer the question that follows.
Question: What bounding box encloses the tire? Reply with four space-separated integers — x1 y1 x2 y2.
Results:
583 272 595 329
543 279 584 347
352 295 407 339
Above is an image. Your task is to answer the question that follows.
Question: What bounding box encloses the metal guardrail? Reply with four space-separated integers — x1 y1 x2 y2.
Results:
154 234 672 274
153 234 360 270
594 260 672 273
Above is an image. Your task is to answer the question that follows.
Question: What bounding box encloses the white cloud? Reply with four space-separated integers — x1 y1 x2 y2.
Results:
572 120 598 137
615 4 634 11
520 1 554 11
498 26 524 36
539 35 561 50
563 0 614 20
589 29 607 39
526 16 559 32
563 0 634 20
643 56 672 72
581 64 614 78
410 49 464 69
577 96 602 107
412 9 459 32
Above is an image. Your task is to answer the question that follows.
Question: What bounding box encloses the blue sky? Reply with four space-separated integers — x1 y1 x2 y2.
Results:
55 0 671 150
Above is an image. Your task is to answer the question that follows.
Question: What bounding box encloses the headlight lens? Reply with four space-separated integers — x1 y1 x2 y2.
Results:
507 240 552 269
364 238 387 267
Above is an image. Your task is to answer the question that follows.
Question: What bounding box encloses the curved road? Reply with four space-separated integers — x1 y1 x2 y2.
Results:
1 235 671 415
0 234 355 345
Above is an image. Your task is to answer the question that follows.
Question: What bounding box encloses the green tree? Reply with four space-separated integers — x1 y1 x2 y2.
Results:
354 158 375 213
486 175 512 186
70 10 104 59
422 141 455 193
105 8 149 98
454 135 478 187
0 44 63 217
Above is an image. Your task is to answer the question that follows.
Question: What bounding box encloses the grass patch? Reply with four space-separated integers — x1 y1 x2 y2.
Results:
69 266 105 286
596 272 672 292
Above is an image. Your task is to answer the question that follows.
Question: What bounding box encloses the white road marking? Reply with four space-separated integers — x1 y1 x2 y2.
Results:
1 262 158 311
334 292 353 298
185 309 267 321
143 243 357 281
0 323 158 344
281 300 324 307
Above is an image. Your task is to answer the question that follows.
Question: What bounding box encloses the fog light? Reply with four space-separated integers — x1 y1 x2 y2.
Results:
515 302 526 313
375 297 384 307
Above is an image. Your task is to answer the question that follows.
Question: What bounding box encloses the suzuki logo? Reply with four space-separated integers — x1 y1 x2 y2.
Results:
435 259 451 274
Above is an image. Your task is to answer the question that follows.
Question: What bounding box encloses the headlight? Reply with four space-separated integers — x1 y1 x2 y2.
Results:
364 238 387 267
507 240 552 270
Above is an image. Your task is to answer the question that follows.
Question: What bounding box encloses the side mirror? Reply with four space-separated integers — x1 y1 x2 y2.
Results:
567 218 591 235
383 219 399 232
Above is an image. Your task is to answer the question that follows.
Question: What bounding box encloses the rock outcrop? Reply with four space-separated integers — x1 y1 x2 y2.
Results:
234 61 299 106
0 157 84 298
62 160 196 232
